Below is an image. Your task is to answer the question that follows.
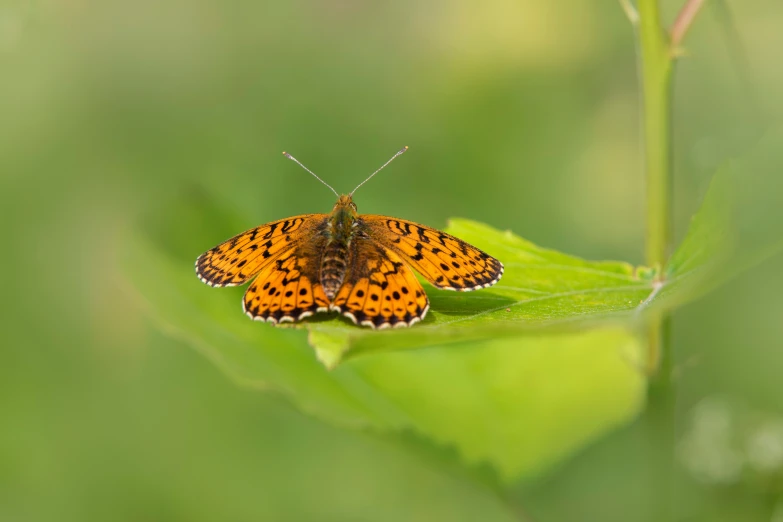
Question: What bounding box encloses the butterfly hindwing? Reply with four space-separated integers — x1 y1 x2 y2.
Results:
331 239 429 328
358 216 503 291
196 214 327 287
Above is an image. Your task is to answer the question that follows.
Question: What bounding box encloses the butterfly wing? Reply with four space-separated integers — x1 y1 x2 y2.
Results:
358 216 503 291
196 214 327 287
331 238 429 329
241 238 332 324
196 214 332 323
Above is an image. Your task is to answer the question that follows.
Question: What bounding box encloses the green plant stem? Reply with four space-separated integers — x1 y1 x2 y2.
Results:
637 1 675 520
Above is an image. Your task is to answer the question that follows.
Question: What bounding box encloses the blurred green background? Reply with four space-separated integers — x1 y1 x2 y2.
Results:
2 0 783 520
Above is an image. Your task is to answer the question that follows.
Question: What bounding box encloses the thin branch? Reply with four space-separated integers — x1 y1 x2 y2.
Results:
670 0 707 50
619 0 639 25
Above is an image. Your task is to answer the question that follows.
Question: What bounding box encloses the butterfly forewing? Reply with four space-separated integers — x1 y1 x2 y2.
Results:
332 239 429 328
358 216 504 291
196 214 327 287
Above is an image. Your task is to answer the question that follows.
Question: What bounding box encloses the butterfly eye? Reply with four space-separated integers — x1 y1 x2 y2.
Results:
350 202 358 212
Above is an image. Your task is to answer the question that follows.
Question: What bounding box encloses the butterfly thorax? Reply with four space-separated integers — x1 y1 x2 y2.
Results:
320 195 359 299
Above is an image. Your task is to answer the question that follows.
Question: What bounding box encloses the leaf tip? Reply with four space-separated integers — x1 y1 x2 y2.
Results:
307 328 353 370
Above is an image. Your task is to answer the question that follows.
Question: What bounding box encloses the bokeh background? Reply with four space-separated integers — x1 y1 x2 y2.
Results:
2 0 782 520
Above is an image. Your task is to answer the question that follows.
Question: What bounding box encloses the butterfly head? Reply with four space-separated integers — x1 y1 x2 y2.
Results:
334 194 358 213
332 194 358 228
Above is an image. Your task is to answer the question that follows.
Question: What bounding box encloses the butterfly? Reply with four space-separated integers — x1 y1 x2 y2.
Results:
195 147 503 329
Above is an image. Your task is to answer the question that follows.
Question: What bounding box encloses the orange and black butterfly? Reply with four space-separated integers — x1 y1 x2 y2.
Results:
195 147 503 329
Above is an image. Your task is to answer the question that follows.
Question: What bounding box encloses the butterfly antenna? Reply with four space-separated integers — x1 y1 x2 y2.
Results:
282 151 340 197
350 146 409 196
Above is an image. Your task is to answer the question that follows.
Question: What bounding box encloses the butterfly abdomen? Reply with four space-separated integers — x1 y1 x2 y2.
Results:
320 240 350 299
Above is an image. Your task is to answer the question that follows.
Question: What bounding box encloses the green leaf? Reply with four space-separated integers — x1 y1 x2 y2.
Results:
125 236 645 480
